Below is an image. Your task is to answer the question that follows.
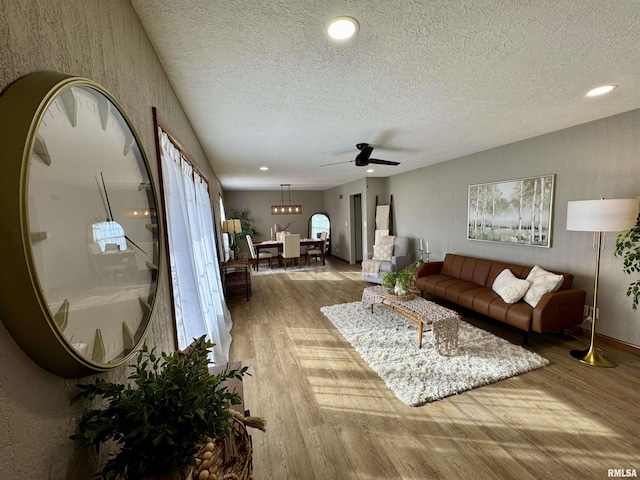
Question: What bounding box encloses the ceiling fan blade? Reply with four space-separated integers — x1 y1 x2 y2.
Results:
318 160 355 167
367 158 400 166
356 144 374 159
327 142 400 167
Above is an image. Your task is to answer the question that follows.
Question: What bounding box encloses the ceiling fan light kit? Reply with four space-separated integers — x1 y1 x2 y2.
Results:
272 184 302 215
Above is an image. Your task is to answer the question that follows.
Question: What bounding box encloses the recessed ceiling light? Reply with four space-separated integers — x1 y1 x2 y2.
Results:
260 166 269 171
586 85 617 97
366 168 374 173
327 16 359 41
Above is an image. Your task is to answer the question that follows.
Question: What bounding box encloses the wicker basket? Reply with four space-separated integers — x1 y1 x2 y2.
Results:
195 418 253 480
385 289 415 301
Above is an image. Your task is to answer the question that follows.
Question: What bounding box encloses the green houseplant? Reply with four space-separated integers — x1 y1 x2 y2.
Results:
382 261 420 295
381 271 397 289
615 210 640 310
395 262 418 294
230 208 260 239
70 335 247 480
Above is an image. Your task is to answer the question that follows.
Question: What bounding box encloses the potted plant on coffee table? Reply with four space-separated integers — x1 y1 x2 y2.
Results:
70 335 248 480
381 271 397 291
394 266 416 295
382 262 419 296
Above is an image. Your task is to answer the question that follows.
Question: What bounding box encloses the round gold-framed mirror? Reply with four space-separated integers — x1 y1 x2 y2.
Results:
0 72 161 377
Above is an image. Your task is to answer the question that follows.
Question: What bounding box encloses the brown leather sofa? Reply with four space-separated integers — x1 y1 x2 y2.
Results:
414 253 586 344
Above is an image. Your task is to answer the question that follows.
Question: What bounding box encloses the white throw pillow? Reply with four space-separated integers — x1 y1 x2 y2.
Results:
492 269 531 304
523 265 564 307
372 244 393 261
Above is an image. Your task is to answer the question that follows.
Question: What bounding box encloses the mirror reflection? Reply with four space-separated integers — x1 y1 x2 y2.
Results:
26 83 159 364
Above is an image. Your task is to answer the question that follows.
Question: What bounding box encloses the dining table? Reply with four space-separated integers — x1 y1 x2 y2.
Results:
253 238 326 271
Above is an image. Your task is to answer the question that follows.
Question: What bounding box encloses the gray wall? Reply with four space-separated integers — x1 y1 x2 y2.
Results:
388 110 640 346
1 1 638 478
323 178 367 261
223 189 325 242
0 0 221 477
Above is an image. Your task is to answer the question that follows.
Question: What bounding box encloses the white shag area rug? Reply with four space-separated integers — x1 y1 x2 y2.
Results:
320 301 549 406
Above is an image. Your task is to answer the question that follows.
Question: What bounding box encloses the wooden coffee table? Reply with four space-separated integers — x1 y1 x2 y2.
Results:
361 286 461 353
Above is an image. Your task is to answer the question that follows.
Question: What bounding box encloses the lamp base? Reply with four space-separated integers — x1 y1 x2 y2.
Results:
570 345 616 368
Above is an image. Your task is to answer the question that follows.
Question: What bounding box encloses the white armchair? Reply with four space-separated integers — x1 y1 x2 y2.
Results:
361 236 411 284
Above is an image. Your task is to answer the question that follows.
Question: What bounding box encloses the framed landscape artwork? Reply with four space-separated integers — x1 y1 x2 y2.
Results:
467 174 555 248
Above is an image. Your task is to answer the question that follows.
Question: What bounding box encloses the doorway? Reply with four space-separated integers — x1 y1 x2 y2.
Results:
350 193 363 263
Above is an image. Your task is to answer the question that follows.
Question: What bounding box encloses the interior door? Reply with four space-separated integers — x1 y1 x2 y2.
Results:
351 194 363 263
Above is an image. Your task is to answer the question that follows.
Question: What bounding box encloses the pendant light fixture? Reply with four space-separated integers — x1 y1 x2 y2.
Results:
272 184 302 215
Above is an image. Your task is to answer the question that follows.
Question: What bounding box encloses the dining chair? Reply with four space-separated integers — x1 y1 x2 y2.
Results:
246 234 272 270
280 233 300 269
306 231 327 265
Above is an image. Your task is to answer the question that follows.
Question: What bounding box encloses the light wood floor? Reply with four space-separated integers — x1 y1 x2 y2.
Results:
228 258 640 480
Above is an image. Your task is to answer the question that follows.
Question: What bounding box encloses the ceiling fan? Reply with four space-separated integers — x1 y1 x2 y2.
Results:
320 143 401 167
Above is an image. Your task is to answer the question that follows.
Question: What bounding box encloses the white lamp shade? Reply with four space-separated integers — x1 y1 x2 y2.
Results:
566 198 638 232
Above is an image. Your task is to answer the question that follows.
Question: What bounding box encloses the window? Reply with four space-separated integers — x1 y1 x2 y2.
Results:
309 212 330 240
92 221 126 251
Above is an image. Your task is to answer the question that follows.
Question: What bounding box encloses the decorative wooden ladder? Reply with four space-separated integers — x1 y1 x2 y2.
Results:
374 195 393 244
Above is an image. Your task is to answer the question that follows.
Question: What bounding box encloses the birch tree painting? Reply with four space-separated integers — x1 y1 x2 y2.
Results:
467 175 555 247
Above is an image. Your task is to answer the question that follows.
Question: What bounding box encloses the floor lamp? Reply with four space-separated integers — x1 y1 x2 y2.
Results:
566 198 639 367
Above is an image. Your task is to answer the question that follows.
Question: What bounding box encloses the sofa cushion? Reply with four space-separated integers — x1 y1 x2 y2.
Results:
490 301 534 331
456 286 490 310
523 265 564 307
492 269 531 304
414 274 450 293
461 288 502 316
443 254 521 286
442 254 482 283
432 278 470 299
441 280 485 303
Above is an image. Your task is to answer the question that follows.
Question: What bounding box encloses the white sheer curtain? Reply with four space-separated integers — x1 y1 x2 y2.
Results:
159 129 232 365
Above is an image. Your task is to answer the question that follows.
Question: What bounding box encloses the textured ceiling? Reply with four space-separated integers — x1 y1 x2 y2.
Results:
132 0 640 191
